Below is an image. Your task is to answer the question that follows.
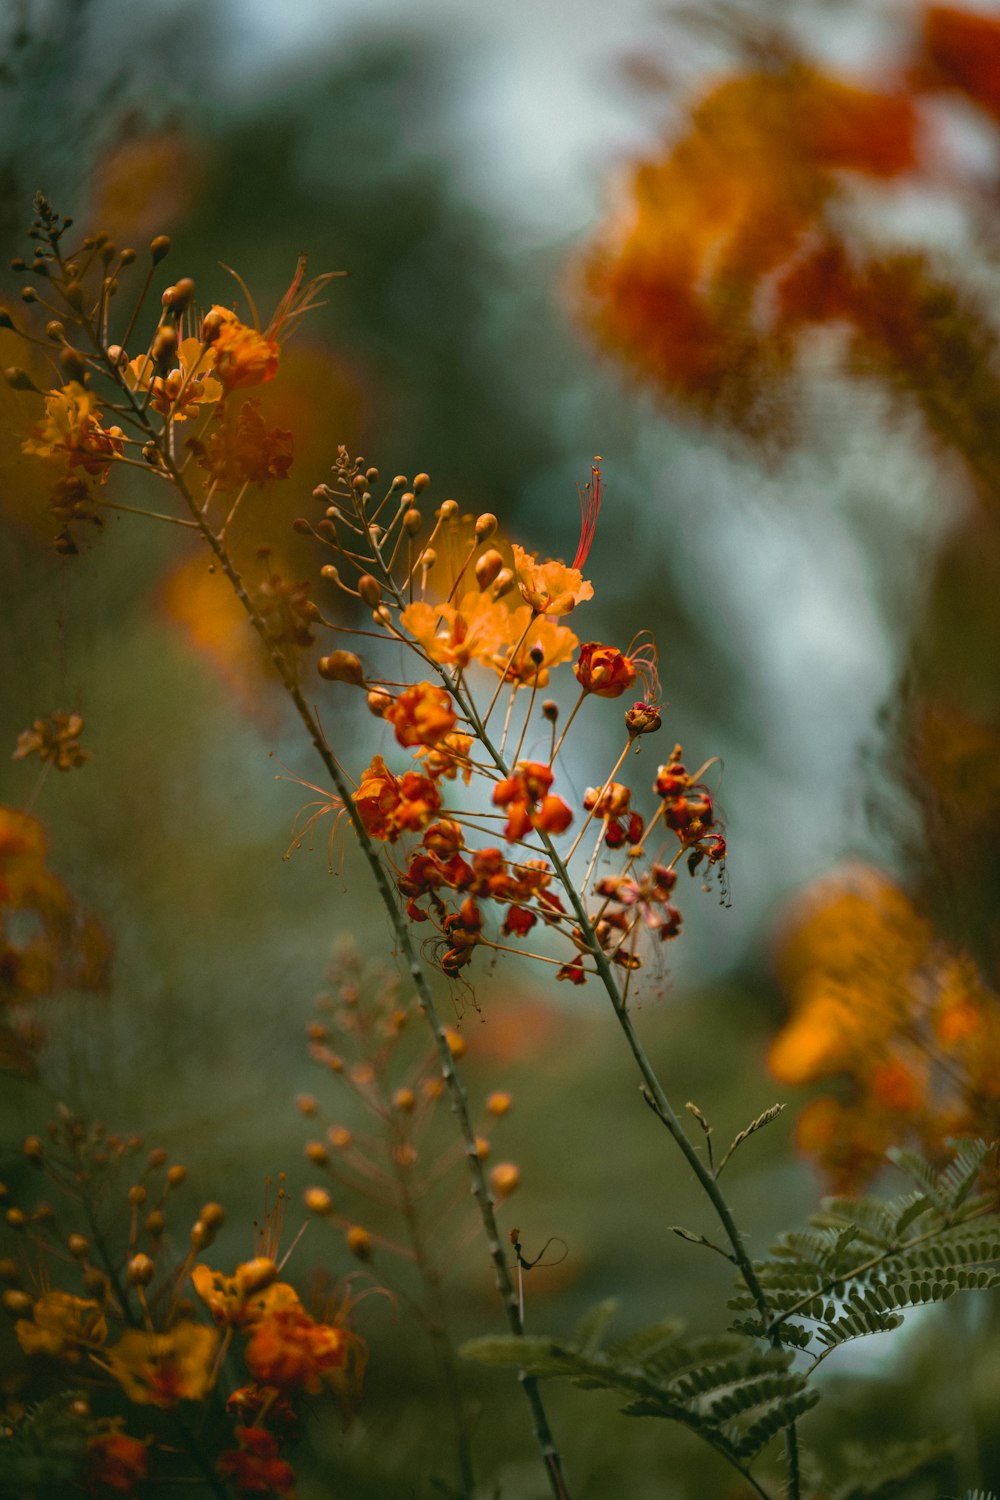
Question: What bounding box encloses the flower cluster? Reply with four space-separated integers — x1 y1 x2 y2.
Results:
768 865 1000 1193
1 1110 364 1496
577 6 1000 470
288 449 725 997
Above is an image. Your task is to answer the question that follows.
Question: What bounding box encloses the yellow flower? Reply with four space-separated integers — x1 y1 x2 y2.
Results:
191 1260 301 1329
23 383 125 481
510 544 593 616
15 1290 107 1358
400 591 513 671
493 607 578 687
124 337 222 419
104 1321 219 1406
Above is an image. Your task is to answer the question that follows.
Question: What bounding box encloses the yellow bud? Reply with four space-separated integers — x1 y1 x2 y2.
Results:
67 1233 90 1259
475 549 504 590
346 1225 373 1260
393 1088 416 1113
487 1091 513 1117
443 1026 467 1060
318 651 365 686
490 1162 520 1199
357 575 381 607
475 513 497 540
305 1141 329 1165
304 1187 333 1216
200 1202 225 1230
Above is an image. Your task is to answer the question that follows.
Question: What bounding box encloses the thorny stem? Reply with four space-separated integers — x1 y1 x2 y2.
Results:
445 671 800 1499
142 448 572 1500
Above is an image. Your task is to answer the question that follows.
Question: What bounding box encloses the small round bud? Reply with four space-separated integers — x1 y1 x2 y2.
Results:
148 1148 167 1168
327 1126 352 1149
69 1399 90 1419
144 1210 166 1236
150 324 178 366
320 563 341 584
475 1136 490 1160
529 644 545 665
443 1026 466 1060
304 1186 333 1216
542 700 559 722
166 1164 187 1188
357 574 381 607
475 549 504 590
437 498 458 520
0 1258 21 1283
127 1253 155 1287
150 235 171 264
22 1136 43 1163
423 1078 445 1102
67 1233 90 1259
393 1088 416 1113
367 688 391 718
352 472 367 493
292 517 312 535
63 280 84 310
346 1224 373 1260
365 467 379 482
59 347 89 383
296 1094 318 1116
487 1091 513 1117
490 1162 520 1199
4 367 41 392
190 1220 210 1251
44 320 64 340
475 512 497 540
106 344 128 368
200 308 226 343
19 287 38 303
402 507 423 535
2 1289 33 1317
392 474 408 490
419 548 437 570
317 651 365 686
413 473 430 493
5 1208 27 1230
119 248 137 265
492 568 515 597
162 277 195 313
305 1141 329 1165
127 1185 147 1207
200 1202 225 1231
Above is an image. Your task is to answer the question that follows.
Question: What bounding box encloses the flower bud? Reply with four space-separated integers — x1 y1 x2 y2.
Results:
346 1224 373 1260
317 651 365 686
67 1233 90 1259
304 1187 333 1216
490 1162 520 1199
393 1088 416 1113
492 568 515 598
150 235 171 264
2 1289 32 1316
402 507 423 535
145 1210 166 1236
437 498 458 520
4 367 41 392
357 574 381 607
23 1136 43 1163
127 1185 146 1207
201 1202 224 1230
162 277 195 313
475 549 504 590
475 512 497 540
367 688 391 718
236 1258 277 1295
59 347 89 383
487 1090 513 1117
305 1141 329 1165
413 473 430 493
127 1253 155 1287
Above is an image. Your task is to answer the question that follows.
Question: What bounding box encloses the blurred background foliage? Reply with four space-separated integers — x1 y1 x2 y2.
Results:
3 0 1000 1493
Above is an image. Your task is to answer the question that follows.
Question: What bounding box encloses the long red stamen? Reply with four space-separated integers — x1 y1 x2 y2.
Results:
572 455 602 569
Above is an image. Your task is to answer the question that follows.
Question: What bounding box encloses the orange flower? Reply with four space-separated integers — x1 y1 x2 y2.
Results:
493 608 579 687
217 1427 295 1497
23 383 125 481
15 1290 107 1358
85 1426 149 1495
510 544 594 616
244 1305 347 1393
400 592 512 671
125 336 222 419
13 712 88 771
353 755 441 842
203 308 279 392
414 731 475 783
384 681 457 749
574 642 637 698
924 5 1000 124
191 400 293 490
191 1259 300 1329
492 761 573 842
104 1321 219 1406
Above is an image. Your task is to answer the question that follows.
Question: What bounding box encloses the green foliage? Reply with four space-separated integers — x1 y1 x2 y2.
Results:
729 1140 1000 1357
814 1437 949 1500
0 1390 91 1496
462 1304 818 1472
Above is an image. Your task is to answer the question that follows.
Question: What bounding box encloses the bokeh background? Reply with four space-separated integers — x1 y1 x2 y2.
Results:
3 0 1000 1494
